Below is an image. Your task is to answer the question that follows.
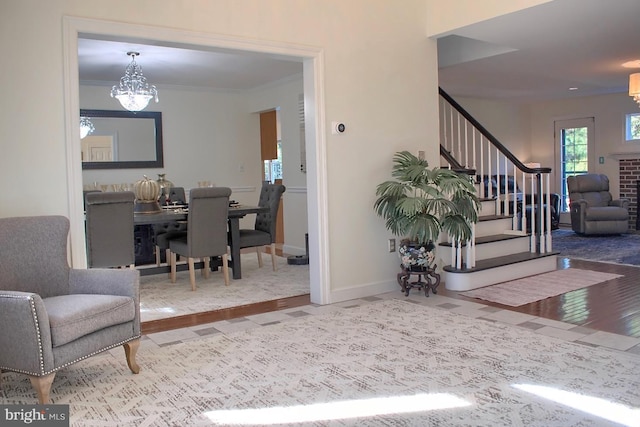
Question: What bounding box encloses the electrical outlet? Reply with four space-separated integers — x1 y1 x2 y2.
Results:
418 150 425 160
388 238 396 252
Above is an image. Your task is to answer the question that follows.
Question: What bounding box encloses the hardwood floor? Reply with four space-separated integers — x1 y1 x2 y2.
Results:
142 250 639 339
439 257 640 338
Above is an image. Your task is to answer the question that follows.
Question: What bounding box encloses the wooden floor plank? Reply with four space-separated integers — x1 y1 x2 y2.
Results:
439 257 640 338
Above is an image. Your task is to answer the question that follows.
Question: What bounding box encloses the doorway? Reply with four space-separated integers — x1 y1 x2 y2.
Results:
554 117 595 212
63 17 330 319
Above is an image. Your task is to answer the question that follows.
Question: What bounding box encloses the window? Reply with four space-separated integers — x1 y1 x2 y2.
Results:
555 118 595 212
625 113 640 141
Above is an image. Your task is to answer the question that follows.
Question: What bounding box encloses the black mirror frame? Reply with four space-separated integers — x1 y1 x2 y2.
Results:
80 109 164 169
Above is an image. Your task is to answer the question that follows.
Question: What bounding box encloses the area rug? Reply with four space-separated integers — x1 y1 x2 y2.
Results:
2 300 639 426
139 253 309 322
552 228 640 266
460 268 623 306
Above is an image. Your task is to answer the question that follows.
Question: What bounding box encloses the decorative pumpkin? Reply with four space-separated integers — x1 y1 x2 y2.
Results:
133 175 161 213
134 175 161 202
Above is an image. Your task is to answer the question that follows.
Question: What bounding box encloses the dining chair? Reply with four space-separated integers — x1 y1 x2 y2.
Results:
169 187 232 290
155 186 188 266
85 191 135 268
159 186 187 206
235 182 286 271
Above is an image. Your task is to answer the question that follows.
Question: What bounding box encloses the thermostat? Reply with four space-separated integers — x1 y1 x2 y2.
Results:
332 121 346 135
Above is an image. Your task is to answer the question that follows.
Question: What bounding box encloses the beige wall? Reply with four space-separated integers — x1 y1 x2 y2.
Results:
1 0 546 303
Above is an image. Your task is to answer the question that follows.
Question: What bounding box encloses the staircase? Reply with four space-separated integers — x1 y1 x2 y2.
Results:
438 88 558 291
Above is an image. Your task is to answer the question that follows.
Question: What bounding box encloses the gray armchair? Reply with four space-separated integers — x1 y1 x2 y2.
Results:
567 173 630 235
0 216 140 403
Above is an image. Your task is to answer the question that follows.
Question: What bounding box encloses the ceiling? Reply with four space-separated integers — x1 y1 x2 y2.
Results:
78 37 304 91
437 0 640 103
78 0 640 103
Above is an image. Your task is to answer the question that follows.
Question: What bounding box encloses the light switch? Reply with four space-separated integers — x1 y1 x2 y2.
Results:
599 156 605 164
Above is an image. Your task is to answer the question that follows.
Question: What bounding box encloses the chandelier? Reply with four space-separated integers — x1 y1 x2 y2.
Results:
80 116 95 139
110 52 158 112
630 73 640 107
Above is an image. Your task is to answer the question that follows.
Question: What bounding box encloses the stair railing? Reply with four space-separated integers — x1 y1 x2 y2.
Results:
439 87 553 269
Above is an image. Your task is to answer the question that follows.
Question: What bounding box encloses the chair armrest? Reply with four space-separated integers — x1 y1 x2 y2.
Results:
69 268 139 300
610 198 630 210
0 291 55 375
570 199 588 233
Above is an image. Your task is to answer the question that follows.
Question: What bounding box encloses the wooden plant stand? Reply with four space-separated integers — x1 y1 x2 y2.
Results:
397 264 441 297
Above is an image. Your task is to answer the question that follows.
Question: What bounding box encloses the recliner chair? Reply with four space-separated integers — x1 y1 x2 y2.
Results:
567 173 630 235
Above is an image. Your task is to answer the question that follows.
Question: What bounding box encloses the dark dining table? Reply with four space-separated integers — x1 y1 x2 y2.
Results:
134 204 268 279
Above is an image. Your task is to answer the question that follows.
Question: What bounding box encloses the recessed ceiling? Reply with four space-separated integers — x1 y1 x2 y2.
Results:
437 0 640 103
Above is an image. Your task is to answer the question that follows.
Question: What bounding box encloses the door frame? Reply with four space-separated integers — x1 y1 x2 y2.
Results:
62 16 331 304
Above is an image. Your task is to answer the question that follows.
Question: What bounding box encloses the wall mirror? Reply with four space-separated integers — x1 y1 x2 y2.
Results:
81 109 163 169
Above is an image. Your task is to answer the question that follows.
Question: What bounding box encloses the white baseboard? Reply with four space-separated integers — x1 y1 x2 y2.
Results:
329 280 399 304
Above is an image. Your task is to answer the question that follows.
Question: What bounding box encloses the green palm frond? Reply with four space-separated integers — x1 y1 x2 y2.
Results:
374 150 479 243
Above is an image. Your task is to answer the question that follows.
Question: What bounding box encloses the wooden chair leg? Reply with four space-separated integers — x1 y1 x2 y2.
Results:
123 339 141 374
170 252 177 283
155 245 162 266
222 253 230 286
29 372 56 404
188 257 196 291
166 249 172 279
203 257 211 279
256 247 264 268
270 243 277 271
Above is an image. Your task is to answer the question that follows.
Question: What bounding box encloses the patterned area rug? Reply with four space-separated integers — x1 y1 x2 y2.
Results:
460 268 623 306
140 254 309 322
552 229 640 266
3 300 639 426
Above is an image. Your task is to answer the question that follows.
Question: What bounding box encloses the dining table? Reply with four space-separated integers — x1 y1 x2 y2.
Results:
134 204 269 279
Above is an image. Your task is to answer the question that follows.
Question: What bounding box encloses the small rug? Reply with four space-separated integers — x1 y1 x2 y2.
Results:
552 228 640 266
139 253 309 322
2 299 639 426
461 268 623 306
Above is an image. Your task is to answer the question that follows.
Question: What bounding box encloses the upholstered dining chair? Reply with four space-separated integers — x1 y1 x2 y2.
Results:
235 182 286 271
85 191 135 268
169 187 232 290
0 216 141 403
567 173 630 235
154 187 188 266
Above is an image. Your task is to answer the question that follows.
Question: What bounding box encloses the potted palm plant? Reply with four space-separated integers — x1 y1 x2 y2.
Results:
374 151 480 271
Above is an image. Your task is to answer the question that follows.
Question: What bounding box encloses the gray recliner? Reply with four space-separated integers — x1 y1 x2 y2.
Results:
567 173 630 235
0 216 140 403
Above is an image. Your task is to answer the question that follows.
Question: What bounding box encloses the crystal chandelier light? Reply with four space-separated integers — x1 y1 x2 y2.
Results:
80 116 95 139
629 73 640 107
110 52 158 112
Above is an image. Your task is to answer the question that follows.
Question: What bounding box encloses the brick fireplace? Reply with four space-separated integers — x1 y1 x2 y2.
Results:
619 157 640 231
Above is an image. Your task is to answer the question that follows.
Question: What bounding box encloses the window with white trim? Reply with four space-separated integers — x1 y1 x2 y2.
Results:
625 113 640 142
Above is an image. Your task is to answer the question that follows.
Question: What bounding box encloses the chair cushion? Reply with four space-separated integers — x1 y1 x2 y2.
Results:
238 229 271 248
44 294 136 347
584 206 629 221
